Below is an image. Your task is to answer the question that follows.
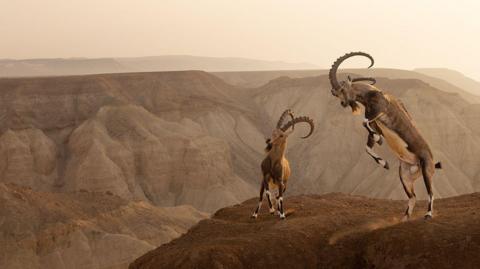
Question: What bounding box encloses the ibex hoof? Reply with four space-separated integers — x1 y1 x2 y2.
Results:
424 212 433 220
384 162 390 170
279 213 286 219
251 213 258 219
401 215 410 222
269 208 276 214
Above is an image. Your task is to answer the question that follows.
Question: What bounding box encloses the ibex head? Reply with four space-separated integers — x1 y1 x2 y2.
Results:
329 52 376 114
265 109 314 151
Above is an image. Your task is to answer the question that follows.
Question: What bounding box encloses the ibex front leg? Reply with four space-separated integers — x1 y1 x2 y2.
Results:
251 174 274 219
251 178 265 219
363 119 389 170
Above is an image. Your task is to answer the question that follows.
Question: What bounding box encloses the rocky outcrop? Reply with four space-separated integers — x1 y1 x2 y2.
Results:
130 192 480 269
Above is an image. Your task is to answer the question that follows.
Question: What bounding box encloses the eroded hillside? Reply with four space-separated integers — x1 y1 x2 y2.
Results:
1 70 479 210
0 72 258 213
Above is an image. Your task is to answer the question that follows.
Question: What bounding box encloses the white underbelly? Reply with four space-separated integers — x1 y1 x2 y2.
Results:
377 122 418 164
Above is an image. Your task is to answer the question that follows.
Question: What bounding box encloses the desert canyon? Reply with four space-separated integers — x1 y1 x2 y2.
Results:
1 57 480 268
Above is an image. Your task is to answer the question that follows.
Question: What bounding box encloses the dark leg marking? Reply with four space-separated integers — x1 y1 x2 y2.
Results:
276 184 287 199
264 181 275 214
363 120 389 169
365 134 389 169
252 174 271 218
251 180 265 218
277 181 286 219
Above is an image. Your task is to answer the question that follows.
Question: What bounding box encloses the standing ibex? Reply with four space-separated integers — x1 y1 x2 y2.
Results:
328 52 442 220
252 109 314 219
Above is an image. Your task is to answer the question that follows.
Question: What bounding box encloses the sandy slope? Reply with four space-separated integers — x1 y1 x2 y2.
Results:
130 192 480 269
0 183 207 269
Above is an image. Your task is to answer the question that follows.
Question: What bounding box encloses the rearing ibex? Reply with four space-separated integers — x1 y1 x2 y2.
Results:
328 52 442 220
252 109 314 219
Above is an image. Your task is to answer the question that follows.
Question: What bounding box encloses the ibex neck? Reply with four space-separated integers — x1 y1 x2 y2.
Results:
270 142 287 160
353 84 380 106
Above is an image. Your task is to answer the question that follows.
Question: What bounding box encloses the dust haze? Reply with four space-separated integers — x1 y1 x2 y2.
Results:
2 0 480 81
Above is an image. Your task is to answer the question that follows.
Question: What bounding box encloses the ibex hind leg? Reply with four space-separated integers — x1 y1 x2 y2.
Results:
276 184 286 201
399 161 421 221
277 181 286 219
420 158 435 219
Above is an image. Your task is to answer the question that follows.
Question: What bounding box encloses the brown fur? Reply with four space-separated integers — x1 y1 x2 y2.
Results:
353 83 433 163
252 113 314 219
337 81 439 220
329 52 440 219
262 131 291 189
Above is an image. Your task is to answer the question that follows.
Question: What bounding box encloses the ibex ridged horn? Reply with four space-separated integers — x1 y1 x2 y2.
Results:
277 109 295 130
329 51 374 91
280 116 314 138
352 77 376 85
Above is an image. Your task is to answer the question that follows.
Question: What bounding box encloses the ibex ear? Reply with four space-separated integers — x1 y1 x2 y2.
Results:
346 76 353 86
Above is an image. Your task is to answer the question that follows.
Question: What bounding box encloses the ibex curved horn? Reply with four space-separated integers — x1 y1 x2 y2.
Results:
329 52 374 91
352 77 376 85
280 116 314 138
276 109 295 130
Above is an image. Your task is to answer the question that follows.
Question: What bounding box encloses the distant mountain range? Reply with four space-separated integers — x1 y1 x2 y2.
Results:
2 56 478 98
0 55 318 77
415 68 480 96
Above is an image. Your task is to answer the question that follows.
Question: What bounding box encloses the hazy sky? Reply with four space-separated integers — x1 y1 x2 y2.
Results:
1 0 480 79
